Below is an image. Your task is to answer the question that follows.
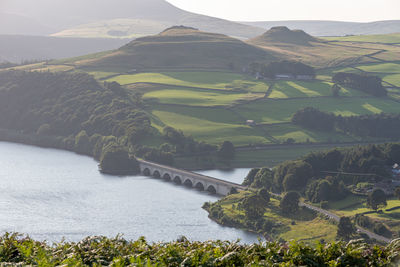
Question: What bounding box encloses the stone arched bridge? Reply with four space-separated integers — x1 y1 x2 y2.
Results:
138 160 247 196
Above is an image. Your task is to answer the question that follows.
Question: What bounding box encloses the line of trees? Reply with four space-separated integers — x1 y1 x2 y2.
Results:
248 60 315 79
292 107 400 139
332 72 387 96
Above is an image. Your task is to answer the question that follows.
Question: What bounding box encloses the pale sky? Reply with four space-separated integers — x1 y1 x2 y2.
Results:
166 0 400 22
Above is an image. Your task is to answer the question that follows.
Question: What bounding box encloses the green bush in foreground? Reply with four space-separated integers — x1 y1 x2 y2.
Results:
0 233 399 266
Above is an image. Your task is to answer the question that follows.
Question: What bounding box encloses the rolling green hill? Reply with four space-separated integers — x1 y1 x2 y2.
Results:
72 26 276 71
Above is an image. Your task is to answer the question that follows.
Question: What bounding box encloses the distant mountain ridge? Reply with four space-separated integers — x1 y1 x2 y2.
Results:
240 20 400 37
0 0 264 39
0 35 128 63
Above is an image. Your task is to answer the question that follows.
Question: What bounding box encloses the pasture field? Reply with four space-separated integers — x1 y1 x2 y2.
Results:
232 97 400 124
384 74 400 87
356 62 400 74
268 81 332 98
106 71 270 92
322 33 400 44
264 123 357 143
268 80 367 98
331 199 400 218
149 105 272 145
330 197 400 234
87 71 120 79
143 87 264 106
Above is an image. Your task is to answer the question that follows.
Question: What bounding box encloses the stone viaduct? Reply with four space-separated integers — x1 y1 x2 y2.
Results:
138 160 247 196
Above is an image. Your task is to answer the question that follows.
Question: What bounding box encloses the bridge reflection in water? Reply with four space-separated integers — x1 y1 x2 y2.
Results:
138 160 247 196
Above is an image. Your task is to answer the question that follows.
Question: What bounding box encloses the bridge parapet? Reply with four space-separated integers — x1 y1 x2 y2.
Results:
138 160 247 196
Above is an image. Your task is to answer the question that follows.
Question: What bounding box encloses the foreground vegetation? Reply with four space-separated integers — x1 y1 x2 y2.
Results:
0 233 399 266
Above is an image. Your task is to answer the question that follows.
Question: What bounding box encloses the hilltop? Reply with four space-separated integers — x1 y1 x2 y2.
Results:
249 26 320 46
71 26 275 71
241 20 400 37
247 27 387 68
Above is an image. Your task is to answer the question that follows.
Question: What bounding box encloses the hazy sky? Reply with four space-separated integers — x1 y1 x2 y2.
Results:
166 0 400 22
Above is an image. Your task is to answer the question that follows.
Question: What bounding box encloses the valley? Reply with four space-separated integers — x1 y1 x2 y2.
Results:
3 26 400 171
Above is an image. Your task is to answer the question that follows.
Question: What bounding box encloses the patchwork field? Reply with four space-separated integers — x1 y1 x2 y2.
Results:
233 97 400 124
150 105 271 145
264 123 357 143
356 62 400 74
107 71 270 92
143 87 264 106
102 66 400 149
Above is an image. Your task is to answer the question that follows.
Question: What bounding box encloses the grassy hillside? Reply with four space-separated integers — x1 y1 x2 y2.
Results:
323 33 400 44
247 27 386 68
71 26 275 71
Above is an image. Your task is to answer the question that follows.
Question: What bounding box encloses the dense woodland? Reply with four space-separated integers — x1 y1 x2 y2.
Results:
292 107 400 138
332 72 387 96
0 71 152 173
243 143 400 199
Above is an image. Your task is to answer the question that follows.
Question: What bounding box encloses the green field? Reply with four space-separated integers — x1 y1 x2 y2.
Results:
107 72 270 92
332 198 400 218
143 87 264 106
265 123 357 143
357 62 400 74
142 72 400 147
233 97 400 124
322 33 400 44
384 74 400 87
268 80 366 98
268 81 331 98
150 105 272 145
88 71 120 79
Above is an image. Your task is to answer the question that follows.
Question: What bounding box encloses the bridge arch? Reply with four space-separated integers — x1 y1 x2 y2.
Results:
153 170 161 178
163 173 171 181
194 182 205 191
173 176 182 185
143 168 151 176
207 185 217 194
183 179 193 188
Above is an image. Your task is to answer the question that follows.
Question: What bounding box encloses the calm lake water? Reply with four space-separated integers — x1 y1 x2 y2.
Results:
0 142 260 243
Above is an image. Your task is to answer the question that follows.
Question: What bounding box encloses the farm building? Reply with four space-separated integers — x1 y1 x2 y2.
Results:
246 120 256 126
